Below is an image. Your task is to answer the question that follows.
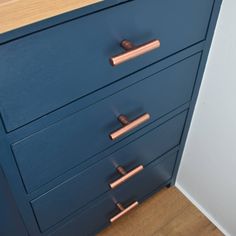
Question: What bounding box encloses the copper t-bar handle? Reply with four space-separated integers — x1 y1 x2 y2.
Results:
110 39 160 66
110 201 139 223
109 165 144 189
109 113 150 141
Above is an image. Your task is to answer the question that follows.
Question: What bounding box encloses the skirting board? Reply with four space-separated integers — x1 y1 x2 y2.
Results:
176 183 230 236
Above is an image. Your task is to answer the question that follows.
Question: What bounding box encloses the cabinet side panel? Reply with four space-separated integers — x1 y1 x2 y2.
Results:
0 166 28 236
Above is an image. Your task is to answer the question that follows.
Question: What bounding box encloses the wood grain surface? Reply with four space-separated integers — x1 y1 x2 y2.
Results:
98 187 223 236
0 0 102 34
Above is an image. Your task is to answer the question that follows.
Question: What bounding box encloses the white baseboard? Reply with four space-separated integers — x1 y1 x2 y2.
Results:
176 182 230 236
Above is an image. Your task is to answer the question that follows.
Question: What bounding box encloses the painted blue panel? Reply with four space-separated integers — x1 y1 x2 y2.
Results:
49 150 178 236
0 166 28 236
31 111 187 232
0 0 213 132
12 53 200 193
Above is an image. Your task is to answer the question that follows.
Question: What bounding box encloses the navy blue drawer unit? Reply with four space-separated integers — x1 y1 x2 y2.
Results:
0 0 222 235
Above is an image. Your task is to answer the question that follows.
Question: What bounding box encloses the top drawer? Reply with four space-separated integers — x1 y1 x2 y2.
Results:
0 0 213 131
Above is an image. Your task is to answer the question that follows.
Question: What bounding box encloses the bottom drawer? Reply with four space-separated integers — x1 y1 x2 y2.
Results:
49 150 177 236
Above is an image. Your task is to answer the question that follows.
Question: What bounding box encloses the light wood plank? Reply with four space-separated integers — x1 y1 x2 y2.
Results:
0 0 102 34
98 188 190 236
155 204 223 236
98 188 223 236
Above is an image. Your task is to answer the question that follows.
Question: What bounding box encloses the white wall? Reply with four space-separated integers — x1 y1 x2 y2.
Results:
177 1 236 235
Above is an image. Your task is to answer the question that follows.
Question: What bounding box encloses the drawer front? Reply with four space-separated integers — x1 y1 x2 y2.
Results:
0 0 213 131
30 111 187 232
34 150 177 233
12 53 200 193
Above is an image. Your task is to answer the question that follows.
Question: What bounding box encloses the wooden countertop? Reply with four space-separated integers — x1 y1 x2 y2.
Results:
0 0 102 34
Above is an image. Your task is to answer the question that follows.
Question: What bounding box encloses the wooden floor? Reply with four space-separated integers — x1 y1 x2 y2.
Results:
98 187 223 236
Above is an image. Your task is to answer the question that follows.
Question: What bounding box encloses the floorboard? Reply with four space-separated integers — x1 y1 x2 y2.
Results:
98 187 223 236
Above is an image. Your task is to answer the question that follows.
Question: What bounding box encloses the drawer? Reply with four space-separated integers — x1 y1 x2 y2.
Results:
33 149 177 233
0 0 213 131
12 53 200 193
30 111 187 232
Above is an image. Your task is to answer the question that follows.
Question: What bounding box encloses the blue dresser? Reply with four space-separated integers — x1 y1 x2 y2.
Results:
0 0 222 235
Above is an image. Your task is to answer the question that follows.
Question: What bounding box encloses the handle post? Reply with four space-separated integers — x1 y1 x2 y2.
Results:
110 39 160 66
110 201 139 223
109 113 150 140
110 165 144 189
